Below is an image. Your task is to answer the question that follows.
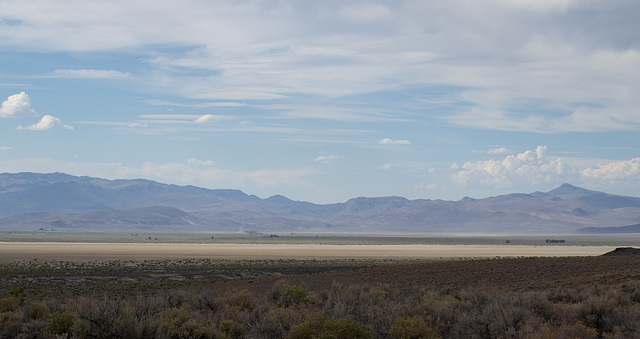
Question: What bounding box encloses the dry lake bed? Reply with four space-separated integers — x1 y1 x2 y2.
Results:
0 242 620 262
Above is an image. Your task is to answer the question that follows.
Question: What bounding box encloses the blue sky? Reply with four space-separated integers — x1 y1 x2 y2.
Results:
1 0 639 204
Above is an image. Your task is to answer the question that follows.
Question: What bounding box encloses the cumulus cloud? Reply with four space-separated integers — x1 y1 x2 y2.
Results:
378 138 411 145
451 146 569 187
0 92 38 118
17 115 74 131
581 158 640 182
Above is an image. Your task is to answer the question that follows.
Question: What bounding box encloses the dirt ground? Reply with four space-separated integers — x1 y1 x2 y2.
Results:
2 242 639 302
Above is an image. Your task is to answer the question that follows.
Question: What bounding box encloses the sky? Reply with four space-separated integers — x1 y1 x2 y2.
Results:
0 0 639 204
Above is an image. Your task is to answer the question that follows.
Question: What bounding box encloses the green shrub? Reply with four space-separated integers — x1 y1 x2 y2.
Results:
9 287 25 298
44 311 76 337
0 297 19 313
275 284 310 308
0 310 23 333
390 315 441 339
28 301 50 320
159 307 213 339
217 289 258 312
218 320 244 339
288 317 372 339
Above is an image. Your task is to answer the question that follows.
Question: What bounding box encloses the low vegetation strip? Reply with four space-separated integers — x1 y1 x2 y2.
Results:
2 251 640 337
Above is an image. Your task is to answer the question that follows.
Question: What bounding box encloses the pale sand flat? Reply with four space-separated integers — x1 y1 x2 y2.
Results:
0 242 616 262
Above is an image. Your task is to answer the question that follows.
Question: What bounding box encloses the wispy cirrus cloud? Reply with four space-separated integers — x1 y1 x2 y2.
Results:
144 99 247 108
487 147 514 155
378 138 411 145
314 155 341 162
73 121 147 128
1 1 637 132
50 69 132 79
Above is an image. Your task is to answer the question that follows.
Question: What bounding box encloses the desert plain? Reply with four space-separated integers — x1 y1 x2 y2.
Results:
3 235 640 337
0 241 619 263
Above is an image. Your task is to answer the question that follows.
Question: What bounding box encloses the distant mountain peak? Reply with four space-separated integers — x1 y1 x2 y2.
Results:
548 183 591 195
555 183 580 190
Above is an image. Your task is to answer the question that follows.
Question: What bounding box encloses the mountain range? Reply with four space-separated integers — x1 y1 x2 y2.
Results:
1 172 639 234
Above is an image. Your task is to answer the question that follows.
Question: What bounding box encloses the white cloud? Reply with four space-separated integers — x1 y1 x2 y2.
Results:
0 1 638 132
50 69 131 79
315 155 341 162
581 158 640 182
339 4 396 22
447 47 640 133
492 0 576 11
145 99 247 108
414 182 439 190
379 163 392 170
0 146 13 150
187 158 216 166
379 138 411 145
139 114 202 120
278 106 405 123
194 114 218 124
74 121 147 128
139 114 236 125
17 115 73 131
448 147 640 196
0 92 38 118
451 146 569 187
487 147 514 155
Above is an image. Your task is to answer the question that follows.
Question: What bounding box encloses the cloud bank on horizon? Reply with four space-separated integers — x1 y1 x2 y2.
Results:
0 0 638 203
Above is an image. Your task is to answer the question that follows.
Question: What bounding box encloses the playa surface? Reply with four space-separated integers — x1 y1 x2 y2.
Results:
0 242 615 262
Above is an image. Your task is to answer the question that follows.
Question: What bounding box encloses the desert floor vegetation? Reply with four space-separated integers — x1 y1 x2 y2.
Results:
2 250 640 338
